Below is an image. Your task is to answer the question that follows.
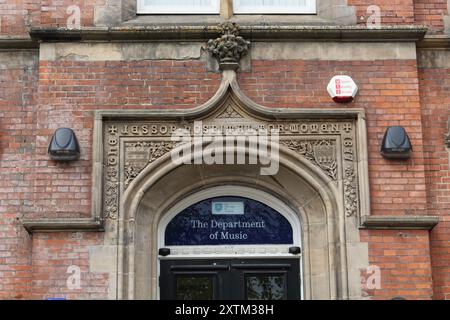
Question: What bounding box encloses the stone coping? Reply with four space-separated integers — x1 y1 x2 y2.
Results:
28 25 427 42
360 215 439 230
418 35 450 49
5 26 449 49
22 215 439 233
22 218 104 233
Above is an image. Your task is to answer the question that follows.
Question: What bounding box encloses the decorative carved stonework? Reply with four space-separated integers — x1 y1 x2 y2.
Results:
281 140 337 181
124 141 177 188
102 115 360 221
344 165 358 217
104 125 119 220
216 105 244 119
207 22 250 70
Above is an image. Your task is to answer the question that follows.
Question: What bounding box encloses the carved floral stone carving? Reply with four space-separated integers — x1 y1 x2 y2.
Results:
344 165 358 217
124 141 177 188
207 22 250 70
216 105 244 119
104 166 119 220
281 140 337 181
102 117 360 221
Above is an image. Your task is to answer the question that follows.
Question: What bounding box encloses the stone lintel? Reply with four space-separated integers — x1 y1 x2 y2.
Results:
360 216 439 230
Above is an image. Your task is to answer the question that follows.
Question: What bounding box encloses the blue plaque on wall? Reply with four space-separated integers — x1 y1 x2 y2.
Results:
165 197 293 246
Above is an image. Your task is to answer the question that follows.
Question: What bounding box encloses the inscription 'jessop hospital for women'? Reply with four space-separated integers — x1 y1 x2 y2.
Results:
110 122 353 136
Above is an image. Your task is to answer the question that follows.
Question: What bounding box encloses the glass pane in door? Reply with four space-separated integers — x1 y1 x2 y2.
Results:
245 274 286 300
176 276 214 300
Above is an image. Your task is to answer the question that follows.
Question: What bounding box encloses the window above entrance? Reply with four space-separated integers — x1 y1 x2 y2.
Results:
233 0 316 14
164 197 294 246
137 0 220 14
137 0 316 15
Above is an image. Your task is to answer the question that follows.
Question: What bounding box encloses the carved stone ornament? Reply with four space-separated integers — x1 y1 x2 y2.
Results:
207 22 250 70
281 140 337 181
344 165 358 217
102 113 360 221
124 141 177 188
98 68 365 222
216 104 244 119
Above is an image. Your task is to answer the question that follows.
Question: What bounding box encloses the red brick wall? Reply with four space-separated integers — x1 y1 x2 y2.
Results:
238 59 437 300
31 232 108 300
21 59 220 298
33 60 221 222
38 0 100 29
348 0 449 33
1 43 443 299
34 58 428 221
0 52 38 299
0 0 100 37
25 57 429 299
414 0 449 33
360 229 434 299
418 58 450 300
238 59 427 216
349 0 415 25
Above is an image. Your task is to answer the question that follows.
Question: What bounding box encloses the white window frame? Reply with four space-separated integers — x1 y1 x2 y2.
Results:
137 0 221 14
233 0 316 14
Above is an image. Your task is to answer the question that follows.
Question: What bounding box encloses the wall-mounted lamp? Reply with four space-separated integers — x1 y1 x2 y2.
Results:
380 126 412 159
48 128 80 161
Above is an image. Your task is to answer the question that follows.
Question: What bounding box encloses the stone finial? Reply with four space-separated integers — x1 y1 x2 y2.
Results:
207 22 250 71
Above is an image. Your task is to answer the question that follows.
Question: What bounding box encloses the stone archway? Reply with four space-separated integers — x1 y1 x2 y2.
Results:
91 66 370 299
125 147 339 300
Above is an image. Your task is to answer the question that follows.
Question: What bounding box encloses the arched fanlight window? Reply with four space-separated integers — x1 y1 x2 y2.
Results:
164 196 294 246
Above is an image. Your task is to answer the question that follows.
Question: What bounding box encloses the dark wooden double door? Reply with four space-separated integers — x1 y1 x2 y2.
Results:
160 258 301 300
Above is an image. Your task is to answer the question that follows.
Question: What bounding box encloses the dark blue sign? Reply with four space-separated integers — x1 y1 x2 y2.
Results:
165 197 293 246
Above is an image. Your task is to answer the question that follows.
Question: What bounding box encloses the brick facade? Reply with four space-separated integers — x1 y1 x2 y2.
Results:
1 1 449 300
418 55 450 299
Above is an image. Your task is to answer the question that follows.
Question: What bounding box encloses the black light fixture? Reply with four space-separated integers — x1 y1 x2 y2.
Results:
48 128 80 161
288 246 301 255
158 248 171 257
380 126 412 159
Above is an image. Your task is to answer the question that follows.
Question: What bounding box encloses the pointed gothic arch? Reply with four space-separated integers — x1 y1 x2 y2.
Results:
92 67 371 299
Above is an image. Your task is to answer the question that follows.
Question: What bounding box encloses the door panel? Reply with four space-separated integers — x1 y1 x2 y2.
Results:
245 273 287 300
175 275 215 300
160 258 301 300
